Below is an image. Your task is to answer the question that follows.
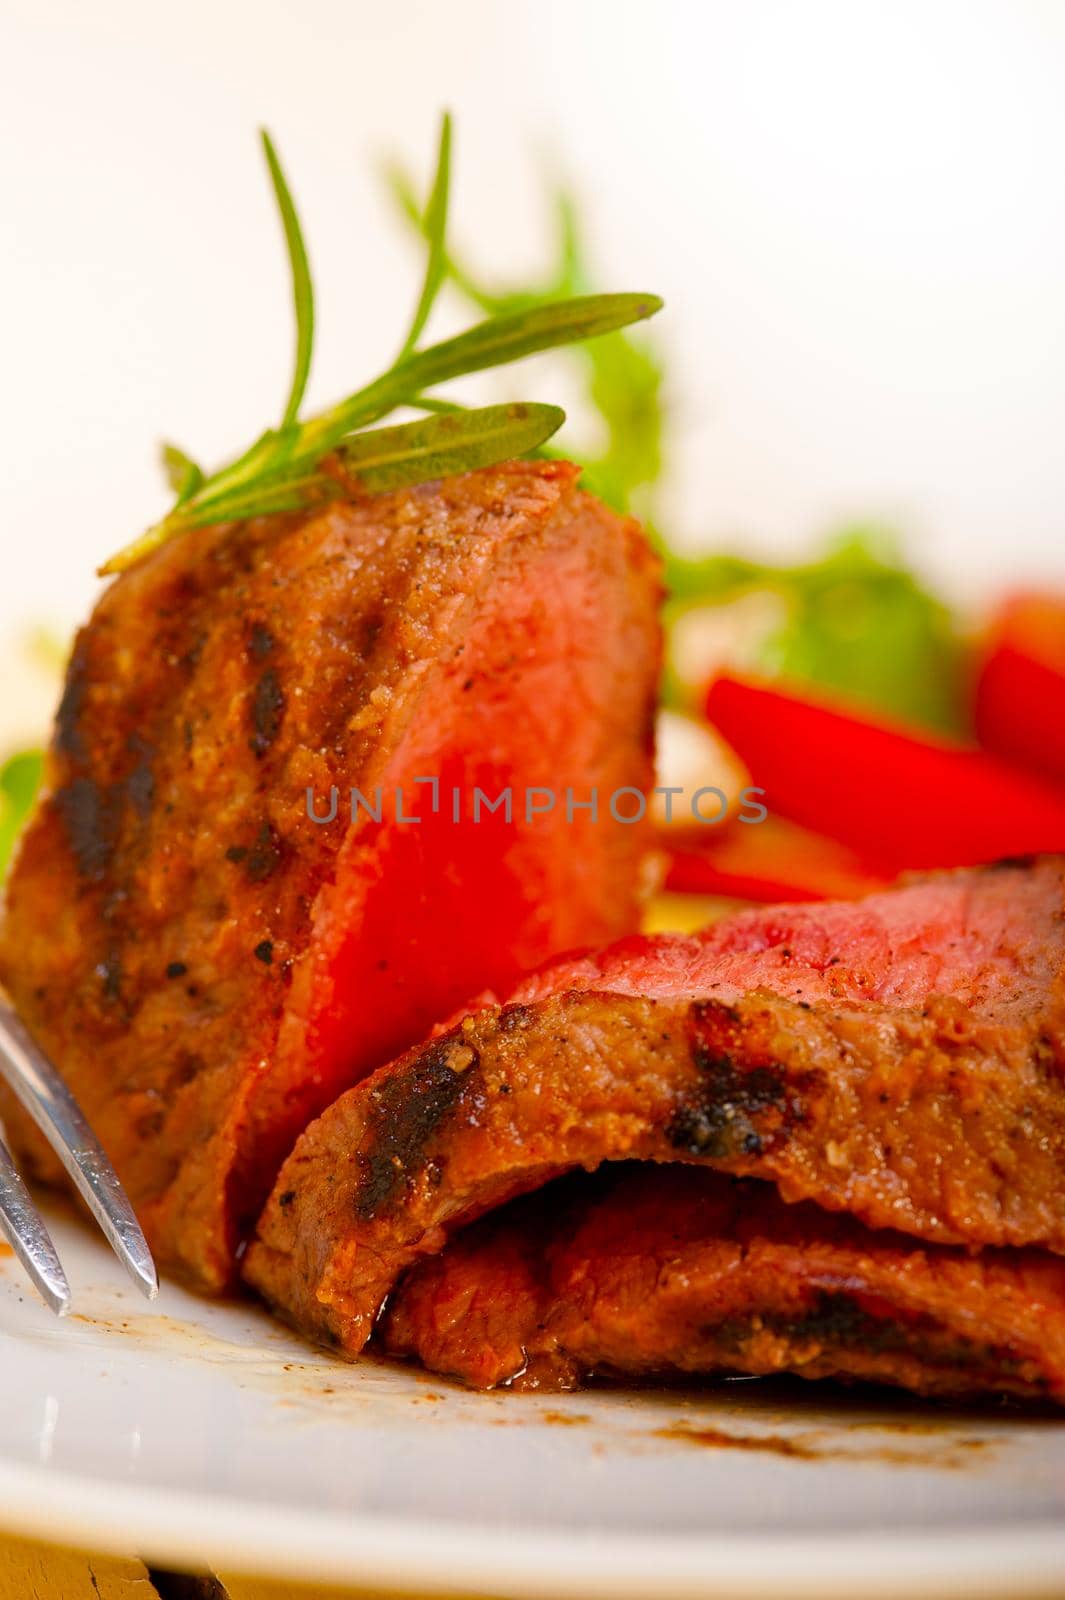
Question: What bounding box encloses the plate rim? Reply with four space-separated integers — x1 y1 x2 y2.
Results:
1 1458 1063 1599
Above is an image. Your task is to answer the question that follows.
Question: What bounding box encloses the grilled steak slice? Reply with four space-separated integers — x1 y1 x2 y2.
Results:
382 1164 1065 1402
0 461 661 1290
245 859 1065 1355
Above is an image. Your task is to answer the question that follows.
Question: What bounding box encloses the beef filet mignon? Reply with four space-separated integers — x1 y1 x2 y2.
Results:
245 858 1065 1355
0 461 661 1289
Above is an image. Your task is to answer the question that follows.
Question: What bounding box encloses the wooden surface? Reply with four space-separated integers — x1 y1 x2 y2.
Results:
4 1531 1062 1600
0 1536 152 1597
0 1535 450 1600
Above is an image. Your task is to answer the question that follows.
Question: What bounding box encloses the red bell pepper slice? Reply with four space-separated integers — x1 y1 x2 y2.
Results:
975 593 1065 788
705 673 1065 870
665 815 893 903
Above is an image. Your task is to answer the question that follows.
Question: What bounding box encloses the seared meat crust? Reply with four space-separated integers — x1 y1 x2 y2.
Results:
0 461 661 1289
245 860 1065 1354
383 1164 1065 1402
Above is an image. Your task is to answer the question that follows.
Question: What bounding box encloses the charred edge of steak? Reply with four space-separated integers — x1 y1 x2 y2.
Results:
709 1290 1040 1387
497 1002 538 1034
668 999 809 1160
354 1038 481 1221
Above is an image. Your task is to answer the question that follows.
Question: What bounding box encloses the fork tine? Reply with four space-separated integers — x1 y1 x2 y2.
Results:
0 1136 71 1315
0 993 158 1301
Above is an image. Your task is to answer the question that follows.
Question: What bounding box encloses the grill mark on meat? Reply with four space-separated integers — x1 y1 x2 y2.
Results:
244 821 285 884
245 860 1065 1357
125 734 155 819
356 1038 481 1220
248 622 276 659
56 776 116 879
669 998 818 1159
667 1054 788 1160
0 463 671 1290
250 667 286 756
55 637 91 760
709 1292 1032 1379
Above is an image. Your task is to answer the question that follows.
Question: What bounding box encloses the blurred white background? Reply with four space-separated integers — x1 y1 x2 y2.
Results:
2 0 1064 688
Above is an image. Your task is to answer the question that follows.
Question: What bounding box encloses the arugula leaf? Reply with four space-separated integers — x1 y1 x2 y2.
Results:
387 148 967 736
388 171 667 526
0 750 43 881
665 531 966 734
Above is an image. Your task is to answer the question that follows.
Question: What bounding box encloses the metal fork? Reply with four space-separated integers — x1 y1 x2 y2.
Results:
0 992 158 1314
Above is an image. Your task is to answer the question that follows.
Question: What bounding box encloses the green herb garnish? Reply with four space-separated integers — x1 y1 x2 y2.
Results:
100 116 662 576
664 531 966 733
0 750 43 882
387 170 666 528
393 158 976 736
391 147 974 737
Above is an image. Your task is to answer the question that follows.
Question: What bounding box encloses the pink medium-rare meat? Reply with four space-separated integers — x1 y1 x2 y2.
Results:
0 460 661 1291
245 858 1065 1355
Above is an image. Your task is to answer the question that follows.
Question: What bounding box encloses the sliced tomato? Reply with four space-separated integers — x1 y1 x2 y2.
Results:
705 673 1065 870
975 593 1065 788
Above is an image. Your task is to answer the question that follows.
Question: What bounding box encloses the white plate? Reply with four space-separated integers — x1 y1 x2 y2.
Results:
0 1196 1063 1599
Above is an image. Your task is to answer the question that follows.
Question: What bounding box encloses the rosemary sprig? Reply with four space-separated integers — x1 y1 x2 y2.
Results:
333 402 566 493
395 112 451 363
388 168 665 524
160 442 204 504
261 129 315 429
100 116 662 576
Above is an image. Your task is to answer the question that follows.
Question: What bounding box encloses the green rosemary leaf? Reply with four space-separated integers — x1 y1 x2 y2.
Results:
384 155 502 312
334 401 565 492
184 472 338 526
396 112 452 362
395 293 662 395
555 191 584 298
128 405 561 542
100 520 179 575
100 120 664 576
160 442 205 504
402 182 666 521
309 293 663 449
410 396 467 415
261 129 315 428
